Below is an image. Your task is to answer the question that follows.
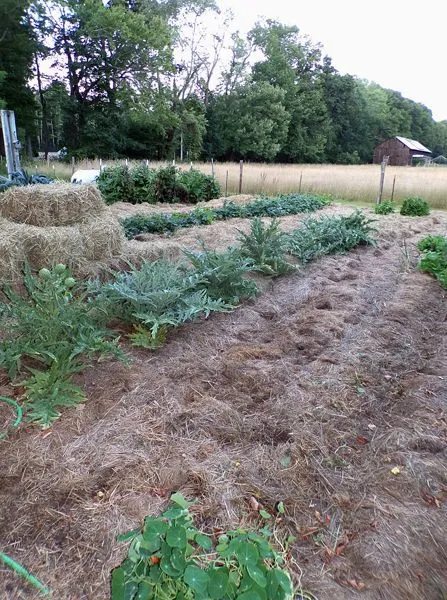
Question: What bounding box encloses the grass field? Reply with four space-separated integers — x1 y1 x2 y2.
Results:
25 159 447 209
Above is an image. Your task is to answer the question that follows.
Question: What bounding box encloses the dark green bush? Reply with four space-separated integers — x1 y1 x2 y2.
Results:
97 165 220 204
97 165 135 205
374 200 394 215
178 169 221 203
400 197 430 216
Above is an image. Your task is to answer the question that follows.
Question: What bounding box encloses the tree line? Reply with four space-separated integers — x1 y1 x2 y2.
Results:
1 0 447 164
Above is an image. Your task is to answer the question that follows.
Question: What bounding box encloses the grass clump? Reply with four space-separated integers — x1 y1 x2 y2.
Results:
374 200 394 215
111 492 294 600
400 197 430 216
0 264 122 427
417 234 447 289
285 211 376 263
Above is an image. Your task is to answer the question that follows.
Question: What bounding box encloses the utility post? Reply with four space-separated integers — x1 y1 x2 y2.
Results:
0 110 21 176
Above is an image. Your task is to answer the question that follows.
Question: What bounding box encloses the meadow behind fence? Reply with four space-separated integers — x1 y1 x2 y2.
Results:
25 159 447 209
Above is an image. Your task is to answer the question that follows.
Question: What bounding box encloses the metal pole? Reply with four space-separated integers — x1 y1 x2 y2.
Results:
239 160 243 194
1 110 21 176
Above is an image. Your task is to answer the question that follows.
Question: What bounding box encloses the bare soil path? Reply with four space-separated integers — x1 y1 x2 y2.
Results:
1 204 446 599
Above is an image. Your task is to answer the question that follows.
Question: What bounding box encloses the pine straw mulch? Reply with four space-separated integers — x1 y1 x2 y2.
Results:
1 204 447 600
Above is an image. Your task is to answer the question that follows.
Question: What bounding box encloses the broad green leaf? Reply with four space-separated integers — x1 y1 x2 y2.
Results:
170 548 187 573
246 563 267 588
139 538 160 556
116 528 141 543
235 542 259 566
184 565 210 593
195 533 213 551
111 566 139 600
280 456 291 468
207 567 230 599
276 502 285 514
170 492 194 508
136 581 153 600
265 570 279 597
166 525 187 548
163 507 187 520
259 510 271 520
148 564 161 583
272 569 293 594
143 519 168 539
236 591 263 600
160 557 182 578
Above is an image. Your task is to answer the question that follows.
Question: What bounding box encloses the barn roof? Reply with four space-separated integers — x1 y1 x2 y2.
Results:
395 136 431 153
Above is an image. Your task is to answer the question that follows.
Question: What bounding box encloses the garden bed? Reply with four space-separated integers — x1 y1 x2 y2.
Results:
0 203 446 599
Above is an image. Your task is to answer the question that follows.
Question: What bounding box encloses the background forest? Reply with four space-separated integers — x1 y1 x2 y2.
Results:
2 0 447 164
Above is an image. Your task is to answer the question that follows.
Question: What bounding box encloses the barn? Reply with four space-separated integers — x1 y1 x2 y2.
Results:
373 136 432 166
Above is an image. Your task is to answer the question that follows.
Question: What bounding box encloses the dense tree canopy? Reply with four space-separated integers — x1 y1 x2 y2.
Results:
2 1 447 162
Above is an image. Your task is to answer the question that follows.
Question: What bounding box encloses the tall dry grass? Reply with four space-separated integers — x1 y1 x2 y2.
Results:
26 159 447 209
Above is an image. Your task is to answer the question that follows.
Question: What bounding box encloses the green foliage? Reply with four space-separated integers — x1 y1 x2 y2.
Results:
93 260 231 347
97 165 220 205
183 245 258 304
400 197 430 216
0 264 122 427
111 493 294 600
374 200 394 215
286 211 376 263
238 218 295 276
120 193 330 238
417 234 447 289
97 166 135 205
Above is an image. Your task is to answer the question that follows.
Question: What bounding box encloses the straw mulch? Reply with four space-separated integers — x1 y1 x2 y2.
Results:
0 183 124 280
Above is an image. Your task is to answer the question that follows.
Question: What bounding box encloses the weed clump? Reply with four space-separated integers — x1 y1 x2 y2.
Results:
417 234 447 289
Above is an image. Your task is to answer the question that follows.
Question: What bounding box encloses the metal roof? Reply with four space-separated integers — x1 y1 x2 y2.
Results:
395 136 431 153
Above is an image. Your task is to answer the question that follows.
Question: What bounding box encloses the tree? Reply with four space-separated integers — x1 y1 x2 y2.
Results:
0 0 37 147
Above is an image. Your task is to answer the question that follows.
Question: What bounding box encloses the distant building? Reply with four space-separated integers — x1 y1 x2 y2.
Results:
373 136 432 166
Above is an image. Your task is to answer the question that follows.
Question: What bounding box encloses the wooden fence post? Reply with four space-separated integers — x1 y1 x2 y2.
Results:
298 172 303 193
376 155 389 204
225 170 229 197
71 156 75 176
390 175 396 202
211 158 214 179
239 160 243 194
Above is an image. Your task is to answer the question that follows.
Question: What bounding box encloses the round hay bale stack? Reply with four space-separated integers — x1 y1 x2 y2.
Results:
0 183 124 281
0 182 106 226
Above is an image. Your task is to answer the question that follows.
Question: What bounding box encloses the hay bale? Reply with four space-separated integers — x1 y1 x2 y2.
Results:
79 214 126 261
0 184 125 282
0 182 106 226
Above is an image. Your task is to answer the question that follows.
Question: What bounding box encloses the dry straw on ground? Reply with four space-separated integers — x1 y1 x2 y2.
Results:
0 183 124 281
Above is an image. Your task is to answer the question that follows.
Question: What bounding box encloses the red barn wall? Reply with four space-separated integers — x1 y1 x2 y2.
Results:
373 139 412 166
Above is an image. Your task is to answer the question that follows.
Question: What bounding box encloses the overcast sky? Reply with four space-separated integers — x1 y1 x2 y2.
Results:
217 0 447 122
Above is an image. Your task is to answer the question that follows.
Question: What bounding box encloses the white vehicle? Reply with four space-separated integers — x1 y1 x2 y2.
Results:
71 169 101 184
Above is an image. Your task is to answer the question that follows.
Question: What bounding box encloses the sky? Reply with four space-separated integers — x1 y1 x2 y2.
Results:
217 0 447 122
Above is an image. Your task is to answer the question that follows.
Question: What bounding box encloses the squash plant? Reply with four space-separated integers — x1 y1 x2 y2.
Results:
111 493 294 600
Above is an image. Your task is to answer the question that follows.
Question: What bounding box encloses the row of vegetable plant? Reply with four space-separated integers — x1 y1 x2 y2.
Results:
417 234 447 289
120 193 331 238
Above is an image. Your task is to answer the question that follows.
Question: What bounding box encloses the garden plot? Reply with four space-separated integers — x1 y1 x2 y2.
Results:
0 203 447 600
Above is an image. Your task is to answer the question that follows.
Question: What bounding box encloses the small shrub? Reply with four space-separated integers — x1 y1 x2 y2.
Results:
97 165 135 205
400 197 430 216
183 244 258 304
111 492 294 600
131 164 156 204
374 200 394 215
238 218 295 276
178 169 221 203
417 234 447 289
